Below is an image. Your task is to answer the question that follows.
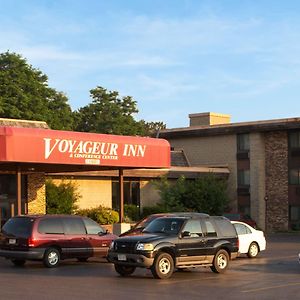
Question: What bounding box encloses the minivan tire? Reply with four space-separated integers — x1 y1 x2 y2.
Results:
114 264 136 276
11 259 26 267
151 252 174 279
210 249 229 273
43 248 60 268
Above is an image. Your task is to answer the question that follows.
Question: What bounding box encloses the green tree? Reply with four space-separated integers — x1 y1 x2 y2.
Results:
46 179 80 214
154 175 229 215
74 86 165 136
0 51 74 130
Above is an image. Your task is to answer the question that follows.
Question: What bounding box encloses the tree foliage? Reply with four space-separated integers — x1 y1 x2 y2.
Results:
0 51 74 130
46 179 80 214
0 51 165 136
74 86 165 136
153 175 229 215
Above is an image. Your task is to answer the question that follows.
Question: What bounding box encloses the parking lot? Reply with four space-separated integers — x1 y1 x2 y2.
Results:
0 233 299 300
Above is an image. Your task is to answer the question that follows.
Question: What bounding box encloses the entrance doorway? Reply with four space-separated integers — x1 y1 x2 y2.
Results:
0 174 27 227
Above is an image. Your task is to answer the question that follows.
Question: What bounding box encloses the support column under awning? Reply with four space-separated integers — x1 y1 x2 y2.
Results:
118 168 124 223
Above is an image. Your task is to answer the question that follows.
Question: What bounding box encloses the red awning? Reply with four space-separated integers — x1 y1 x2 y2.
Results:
0 127 170 170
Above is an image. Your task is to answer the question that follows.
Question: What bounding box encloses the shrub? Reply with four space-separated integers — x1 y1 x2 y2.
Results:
140 206 167 218
76 205 119 224
152 174 229 215
124 204 140 222
46 179 80 214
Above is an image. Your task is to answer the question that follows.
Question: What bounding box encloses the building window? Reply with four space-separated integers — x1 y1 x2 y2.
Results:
238 169 250 186
289 132 300 149
289 205 300 230
237 134 250 152
289 169 300 185
112 181 140 212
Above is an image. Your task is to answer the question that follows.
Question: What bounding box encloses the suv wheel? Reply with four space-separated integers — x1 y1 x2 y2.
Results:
210 249 229 273
247 242 259 258
114 264 136 276
11 259 26 267
43 248 60 268
151 252 174 279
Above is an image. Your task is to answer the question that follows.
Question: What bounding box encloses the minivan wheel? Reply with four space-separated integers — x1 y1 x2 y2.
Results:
247 242 259 258
210 249 229 273
114 264 136 276
11 259 26 267
43 248 60 268
151 252 174 279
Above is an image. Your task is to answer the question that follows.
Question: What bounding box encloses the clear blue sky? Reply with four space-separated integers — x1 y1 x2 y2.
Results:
1 0 300 128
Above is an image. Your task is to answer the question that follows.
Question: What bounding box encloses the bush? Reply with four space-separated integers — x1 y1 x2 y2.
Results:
76 205 119 225
46 179 80 214
124 204 140 222
140 206 167 218
153 174 229 215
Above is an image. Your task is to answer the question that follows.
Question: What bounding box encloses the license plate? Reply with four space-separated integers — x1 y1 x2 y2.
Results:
8 239 16 245
117 254 127 261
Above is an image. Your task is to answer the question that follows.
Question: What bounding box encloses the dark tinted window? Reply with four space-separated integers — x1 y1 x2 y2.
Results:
143 218 184 235
2 217 34 238
204 220 217 237
214 218 237 237
38 218 64 234
83 217 104 235
182 220 203 237
63 218 86 235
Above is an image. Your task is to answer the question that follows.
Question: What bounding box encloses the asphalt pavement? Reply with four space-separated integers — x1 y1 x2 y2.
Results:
0 233 299 300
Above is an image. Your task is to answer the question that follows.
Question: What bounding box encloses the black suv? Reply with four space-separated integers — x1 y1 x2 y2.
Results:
108 214 238 279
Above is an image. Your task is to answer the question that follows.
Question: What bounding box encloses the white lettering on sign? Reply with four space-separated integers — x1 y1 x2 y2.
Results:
44 138 119 160
123 144 146 157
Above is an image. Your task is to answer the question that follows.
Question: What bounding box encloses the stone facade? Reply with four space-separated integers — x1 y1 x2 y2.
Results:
265 131 289 232
27 173 46 214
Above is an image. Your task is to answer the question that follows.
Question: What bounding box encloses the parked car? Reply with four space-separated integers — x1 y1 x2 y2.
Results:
231 221 266 258
0 214 117 268
108 214 239 279
224 212 257 228
120 212 209 237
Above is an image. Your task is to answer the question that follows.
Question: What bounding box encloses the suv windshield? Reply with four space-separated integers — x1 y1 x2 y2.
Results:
1 217 34 238
143 218 185 235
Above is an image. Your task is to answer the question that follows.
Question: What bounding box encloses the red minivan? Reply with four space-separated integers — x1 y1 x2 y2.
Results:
0 214 117 268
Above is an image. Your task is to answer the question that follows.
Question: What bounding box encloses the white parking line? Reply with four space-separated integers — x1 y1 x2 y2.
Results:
242 282 300 293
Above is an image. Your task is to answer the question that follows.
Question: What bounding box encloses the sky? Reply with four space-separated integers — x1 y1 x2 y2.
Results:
1 0 300 128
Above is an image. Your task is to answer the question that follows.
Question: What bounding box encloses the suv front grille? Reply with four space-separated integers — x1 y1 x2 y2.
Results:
115 241 137 253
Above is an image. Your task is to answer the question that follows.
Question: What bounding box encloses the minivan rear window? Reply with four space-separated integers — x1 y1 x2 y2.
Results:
1 217 34 238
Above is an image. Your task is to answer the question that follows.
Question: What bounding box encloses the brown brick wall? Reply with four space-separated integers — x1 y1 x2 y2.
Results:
265 131 289 232
27 173 46 214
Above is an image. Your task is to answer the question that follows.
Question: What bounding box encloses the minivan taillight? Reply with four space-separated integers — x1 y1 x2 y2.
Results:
28 237 36 247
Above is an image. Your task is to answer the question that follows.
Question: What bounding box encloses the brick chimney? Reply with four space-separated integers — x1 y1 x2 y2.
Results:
189 112 231 127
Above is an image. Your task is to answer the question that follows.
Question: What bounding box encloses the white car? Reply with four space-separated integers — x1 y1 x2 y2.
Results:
231 221 266 258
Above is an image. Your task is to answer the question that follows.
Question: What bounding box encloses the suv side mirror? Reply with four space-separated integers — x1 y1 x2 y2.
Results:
181 231 191 238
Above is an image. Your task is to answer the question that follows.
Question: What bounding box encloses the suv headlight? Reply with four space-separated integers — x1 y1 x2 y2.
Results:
136 243 154 251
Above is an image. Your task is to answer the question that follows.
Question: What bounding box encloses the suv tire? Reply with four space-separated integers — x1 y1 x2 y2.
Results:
114 264 136 276
247 242 259 258
151 252 174 279
43 248 60 268
11 259 26 267
210 249 229 273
